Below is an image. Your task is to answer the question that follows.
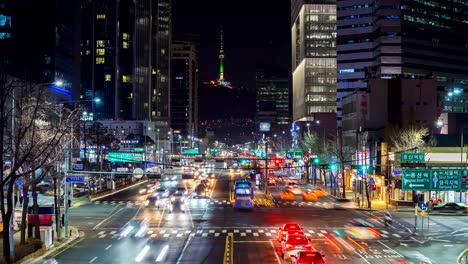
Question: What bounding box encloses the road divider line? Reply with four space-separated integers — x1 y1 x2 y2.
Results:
223 233 234 264
93 207 124 230
176 234 193 264
105 244 112 250
89 257 97 263
269 240 282 264
157 202 166 228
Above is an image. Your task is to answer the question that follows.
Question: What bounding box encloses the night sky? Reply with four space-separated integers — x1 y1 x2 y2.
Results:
172 0 291 91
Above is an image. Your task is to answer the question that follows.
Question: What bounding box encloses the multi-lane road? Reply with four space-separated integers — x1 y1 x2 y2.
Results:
46 173 468 264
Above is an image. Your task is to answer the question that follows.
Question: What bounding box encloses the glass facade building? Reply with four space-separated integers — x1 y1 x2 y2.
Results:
81 0 171 121
337 0 468 126
256 67 290 129
291 0 337 121
171 41 198 137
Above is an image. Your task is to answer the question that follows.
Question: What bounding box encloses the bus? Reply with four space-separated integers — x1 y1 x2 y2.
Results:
233 180 254 209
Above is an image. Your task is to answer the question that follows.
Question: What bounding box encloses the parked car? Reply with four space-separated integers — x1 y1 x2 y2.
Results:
433 202 467 214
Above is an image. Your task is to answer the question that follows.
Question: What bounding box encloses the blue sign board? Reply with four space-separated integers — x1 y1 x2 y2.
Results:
259 122 271 132
66 176 85 183
419 203 427 211
285 153 292 159
368 178 375 185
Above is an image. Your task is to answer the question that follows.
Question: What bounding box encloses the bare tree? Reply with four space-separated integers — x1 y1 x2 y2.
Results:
385 124 430 152
0 73 78 263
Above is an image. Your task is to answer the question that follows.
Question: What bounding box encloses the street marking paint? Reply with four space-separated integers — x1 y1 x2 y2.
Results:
98 231 105 235
444 244 454 247
269 240 282 264
457 247 468 264
223 233 234 264
89 257 98 263
105 244 112 250
156 244 169 262
98 235 106 238
93 207 124 230
354 251 371 264
377 241 404 258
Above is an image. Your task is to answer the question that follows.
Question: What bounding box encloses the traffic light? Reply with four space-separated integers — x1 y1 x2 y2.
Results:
329 163 337 170
312 157 320 165
274 158 284 167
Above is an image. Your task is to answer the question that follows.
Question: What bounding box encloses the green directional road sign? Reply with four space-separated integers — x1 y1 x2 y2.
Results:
402 169 431 190
432 169 461 191
458 170 468 190
401 152 425 162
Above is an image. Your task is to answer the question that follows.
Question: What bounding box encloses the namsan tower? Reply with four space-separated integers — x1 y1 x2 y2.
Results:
219 27 225 81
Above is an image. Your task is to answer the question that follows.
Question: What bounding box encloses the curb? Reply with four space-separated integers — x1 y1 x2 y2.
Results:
18 227 83 264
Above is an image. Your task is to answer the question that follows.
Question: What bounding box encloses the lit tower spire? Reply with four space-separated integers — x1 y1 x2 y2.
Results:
219 27 225 81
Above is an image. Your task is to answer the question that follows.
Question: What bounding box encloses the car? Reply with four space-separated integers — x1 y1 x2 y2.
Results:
290 251 326 264
286 183 307 195
171 191 185 203
119 219 149 238
154 188 170 198
278 223 303 241
345 219 380 239
144 194 161 207
192 185 208 198
169 192 186 213
433 202 467 214
176 186 188 196
280 235 312 259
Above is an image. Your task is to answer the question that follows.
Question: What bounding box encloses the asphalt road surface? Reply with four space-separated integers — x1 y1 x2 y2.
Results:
46 172 468 264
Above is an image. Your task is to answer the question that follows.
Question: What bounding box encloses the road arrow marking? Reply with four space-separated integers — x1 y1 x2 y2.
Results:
399 242 408 247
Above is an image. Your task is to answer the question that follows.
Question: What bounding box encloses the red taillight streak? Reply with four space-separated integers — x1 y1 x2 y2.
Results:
366 226 380 237
347 236 366 251
324 235 341 251
285 244 292 250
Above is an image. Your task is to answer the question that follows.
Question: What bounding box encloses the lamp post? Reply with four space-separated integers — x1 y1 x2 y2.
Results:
178 135 182 154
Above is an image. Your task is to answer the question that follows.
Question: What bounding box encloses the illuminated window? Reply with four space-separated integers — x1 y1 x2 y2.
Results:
96 40 105 47
96 57 105 64
161 76 166 82
86 50 91 55
123 33 129 40
152 69 157 75
96 14 106 20
122 75 131 83
105 74 111 81
123 41 129 49
161 49 166 55
96 48 105 56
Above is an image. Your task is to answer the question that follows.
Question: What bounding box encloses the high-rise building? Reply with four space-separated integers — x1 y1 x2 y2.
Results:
171 41 198 137
81 0 171 122
291 0 337 122
1 0 81 92
81 0 134 120
219 28 225 82
337 0 468 127
256 67 290 130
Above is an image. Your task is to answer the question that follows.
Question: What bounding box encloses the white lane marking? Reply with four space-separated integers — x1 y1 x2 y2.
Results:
269 240 282 264
97 231 105 235
378 241 403 257
98 235 106 238
157 202 166 228
110 231 117 235
354 251 371 264
89 257 98 263
105 244 112 250
176 234 193 264
392 233 401 237
93 207 124 230
443 244 454 247
156 244 170 262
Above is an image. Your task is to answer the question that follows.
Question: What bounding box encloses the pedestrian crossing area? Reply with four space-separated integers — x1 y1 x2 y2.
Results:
276 200 336 208
91 227 407 240
91 199 232 207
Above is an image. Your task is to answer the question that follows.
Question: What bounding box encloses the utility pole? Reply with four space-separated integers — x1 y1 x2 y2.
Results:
64 124 73 238
264 136 269 194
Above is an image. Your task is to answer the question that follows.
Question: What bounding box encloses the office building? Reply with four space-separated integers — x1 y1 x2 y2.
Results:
255 67 290 130
81 0 171 122
337 0 468 127
171 41 198 137
1 0 81 93
291 0 337 122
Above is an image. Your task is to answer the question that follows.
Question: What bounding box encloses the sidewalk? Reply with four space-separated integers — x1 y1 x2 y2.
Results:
0 226 81 264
